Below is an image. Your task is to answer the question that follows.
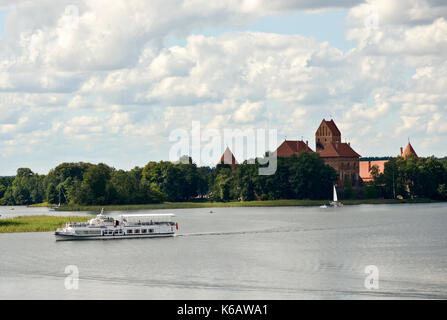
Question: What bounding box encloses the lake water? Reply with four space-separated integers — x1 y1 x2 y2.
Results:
1 203 447 299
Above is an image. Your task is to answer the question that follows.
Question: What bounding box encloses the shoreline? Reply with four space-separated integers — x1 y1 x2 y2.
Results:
0 215 91 234
29 198 439 212
1 199 444 234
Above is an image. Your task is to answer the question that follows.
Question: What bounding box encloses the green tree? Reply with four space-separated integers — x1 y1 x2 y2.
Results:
363 182 378 199
438 184 447 200
210 167 233 201
0 184 6 199
343 177 355 199
46 183 58 204
416 157 446 199
78 163 113 205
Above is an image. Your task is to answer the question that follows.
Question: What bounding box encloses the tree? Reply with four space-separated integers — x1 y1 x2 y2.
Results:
363 182 379 199
46 183 58 204
16 168 34 178
362 165 381 198
0 184 6 199
210 167 233 201
416 157 446 199
197 167 211 198
438 184 447 200
2 168 45 205
383 158 406 198
233 162 257 201
78 163 113 205
343 177 355 199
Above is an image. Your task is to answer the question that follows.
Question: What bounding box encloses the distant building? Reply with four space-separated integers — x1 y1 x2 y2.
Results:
400 141 418 161
359 142 419 182
359 160 387 182
274 140 313 157
218 147 238 170
315 119 361 187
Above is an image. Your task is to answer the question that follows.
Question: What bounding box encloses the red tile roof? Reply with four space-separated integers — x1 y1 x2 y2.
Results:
319 142 361 158
219 147 238 165
401 142 418 159
316 119 341 136
274 140 314 157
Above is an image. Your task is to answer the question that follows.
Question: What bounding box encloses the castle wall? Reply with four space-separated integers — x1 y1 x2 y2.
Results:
322 157 360 187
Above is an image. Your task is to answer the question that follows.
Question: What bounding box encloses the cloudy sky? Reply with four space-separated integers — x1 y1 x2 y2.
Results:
1 0 446 175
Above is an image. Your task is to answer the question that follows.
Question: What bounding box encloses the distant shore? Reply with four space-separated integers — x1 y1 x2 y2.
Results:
29 198 438 212
1 199 442 234
0 215 90 233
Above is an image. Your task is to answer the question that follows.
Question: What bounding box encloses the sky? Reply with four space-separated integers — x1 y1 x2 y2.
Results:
1 0 447 175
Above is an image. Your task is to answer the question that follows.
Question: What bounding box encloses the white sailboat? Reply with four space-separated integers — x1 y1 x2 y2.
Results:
330 185 343 207
320 185 343 208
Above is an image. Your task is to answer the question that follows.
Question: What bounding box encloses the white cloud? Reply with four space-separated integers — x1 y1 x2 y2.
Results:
1 0 447 174
233 101 265 123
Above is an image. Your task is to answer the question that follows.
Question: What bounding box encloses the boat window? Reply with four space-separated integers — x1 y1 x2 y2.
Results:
142 229 147 233
149 229 154 233
127 230 133 234
134 229 140 234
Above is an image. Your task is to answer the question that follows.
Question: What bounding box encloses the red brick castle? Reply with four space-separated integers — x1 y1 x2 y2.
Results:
315 119 360 187
273 119 361 187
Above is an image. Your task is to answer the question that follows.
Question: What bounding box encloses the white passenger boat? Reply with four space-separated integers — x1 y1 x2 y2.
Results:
55 210 178 241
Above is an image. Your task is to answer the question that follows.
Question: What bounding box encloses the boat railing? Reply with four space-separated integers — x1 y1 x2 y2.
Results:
67 222 89 227
124 221 175 227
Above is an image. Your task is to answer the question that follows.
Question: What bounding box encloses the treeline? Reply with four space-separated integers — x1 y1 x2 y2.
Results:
1 153 446 206
0 152 337 205
211 152 337 201
362 155 447 200
0 160 210 206
360 157 392 161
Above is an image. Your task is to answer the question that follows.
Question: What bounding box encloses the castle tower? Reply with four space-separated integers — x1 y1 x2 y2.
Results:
218 147 238 170
315 119 341 153
315 119 360 187
400 141 418 161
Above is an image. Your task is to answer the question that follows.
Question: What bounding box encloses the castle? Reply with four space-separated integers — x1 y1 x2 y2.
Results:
218 118 418 188
219 119 361 187
314 119 361 186
359 141 418 182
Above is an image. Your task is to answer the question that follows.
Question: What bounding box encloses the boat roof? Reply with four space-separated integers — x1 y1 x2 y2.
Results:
119 213 175 218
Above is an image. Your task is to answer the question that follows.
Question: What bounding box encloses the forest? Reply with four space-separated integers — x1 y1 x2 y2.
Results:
1 153 446 206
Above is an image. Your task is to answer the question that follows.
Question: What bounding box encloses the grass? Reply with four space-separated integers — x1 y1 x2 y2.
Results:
0 215 91 233
28 202 55 207
45 198 437 212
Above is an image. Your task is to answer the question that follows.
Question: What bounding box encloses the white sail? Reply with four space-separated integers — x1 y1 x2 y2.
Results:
333 185 338 202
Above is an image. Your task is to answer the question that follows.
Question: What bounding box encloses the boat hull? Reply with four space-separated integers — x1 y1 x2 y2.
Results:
55 232 175 241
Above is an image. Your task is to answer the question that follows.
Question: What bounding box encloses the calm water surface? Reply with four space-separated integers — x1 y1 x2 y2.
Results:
1 203 447 299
